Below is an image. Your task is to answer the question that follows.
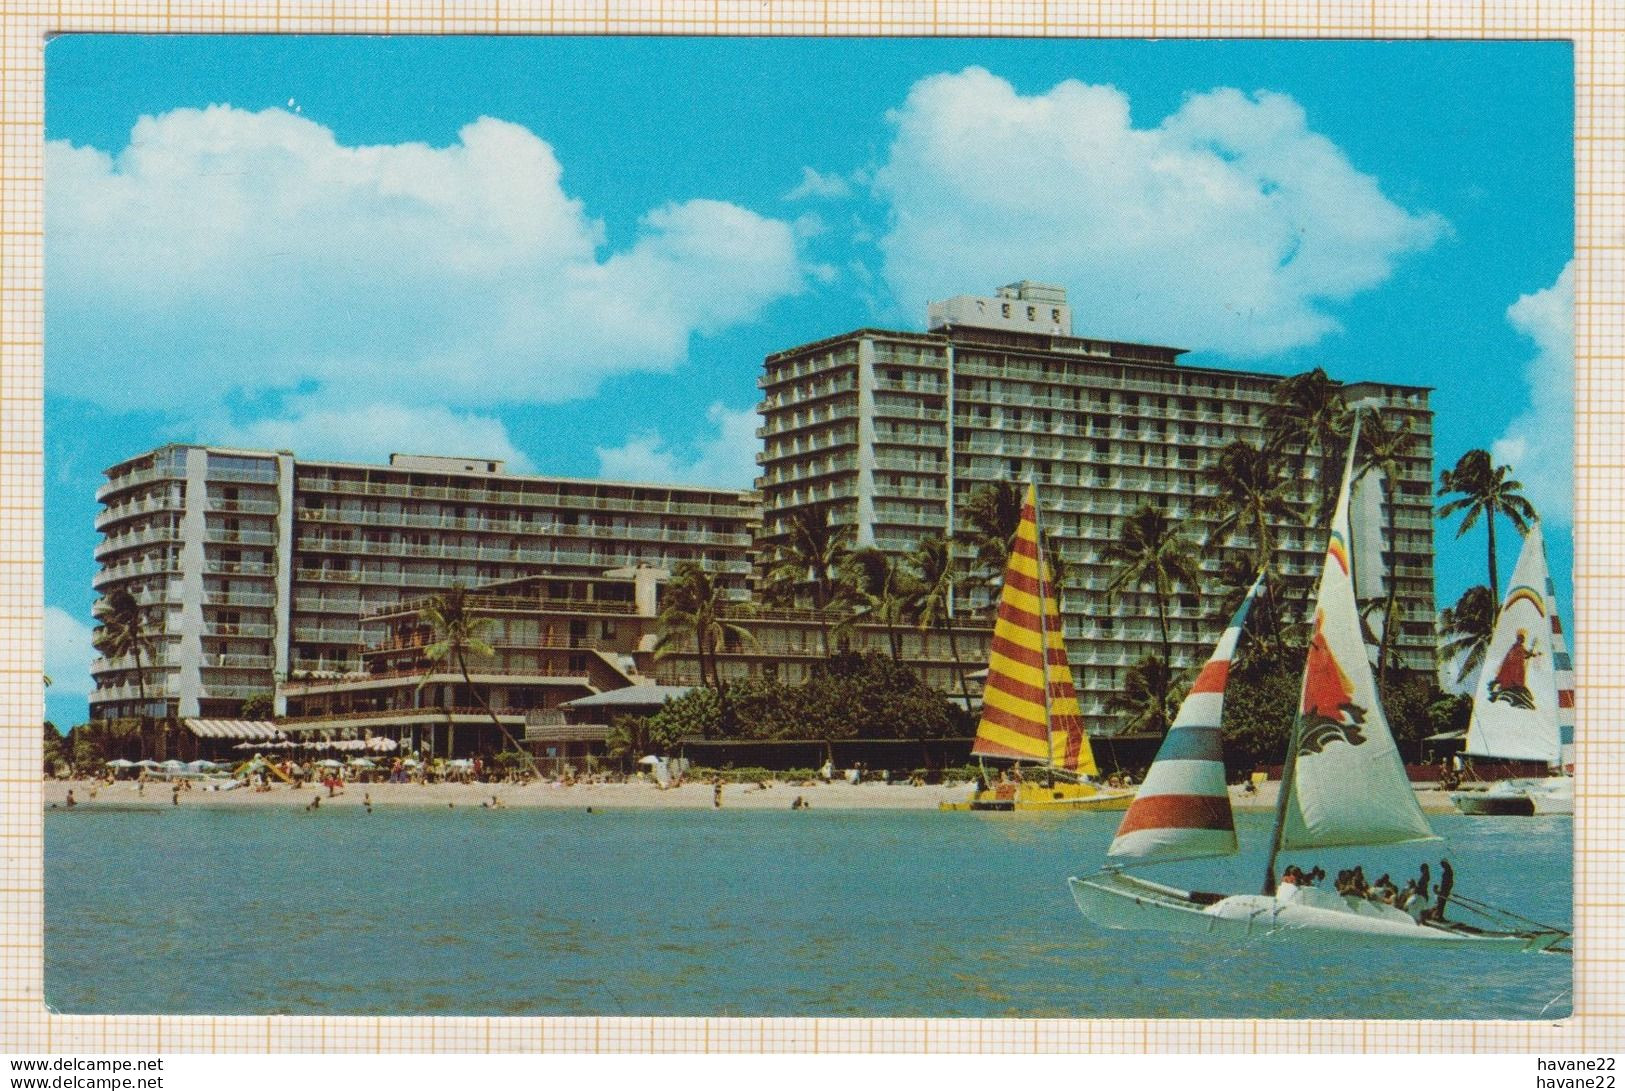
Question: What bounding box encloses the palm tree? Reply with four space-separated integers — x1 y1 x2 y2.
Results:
654 561 754 736
1438 584 1499 688
1263 367 1352 520
1105 654 1183 735
905 534 975 714
1195 439 1300 622
92 589 157 756
418 584 538 775
1101 505 1204 722
958 481 1024 590
845 548 920 661
765 505 854 656
1436 449 1537 603
1355 410 1421 688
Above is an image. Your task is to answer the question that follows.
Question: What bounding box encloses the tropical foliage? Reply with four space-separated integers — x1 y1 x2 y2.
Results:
91 588 166 758
764 504 855 654
1437 448 1536 602
647 652 967 743
419 584 538 775
1353 409 1421 686
1104 654 1184 736
1437 584 1499 688
904 533 974 711
653 561 754 736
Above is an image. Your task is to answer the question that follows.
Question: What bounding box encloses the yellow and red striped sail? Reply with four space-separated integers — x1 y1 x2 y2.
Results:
972 485 1097 776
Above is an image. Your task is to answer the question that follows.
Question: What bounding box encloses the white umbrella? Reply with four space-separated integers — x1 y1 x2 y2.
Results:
187 760 221 772
636 755 663 766
105 759 136 768
349 757 378 768
316 759 344 769
161 760 186 770
366 737 399 752
136 760 162 769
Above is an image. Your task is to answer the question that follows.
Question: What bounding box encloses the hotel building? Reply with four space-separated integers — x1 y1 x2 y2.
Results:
276 566 990 757
90 448 758 723
756 281 1436 733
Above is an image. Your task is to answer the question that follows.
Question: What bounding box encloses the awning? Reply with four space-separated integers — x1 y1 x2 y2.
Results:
184 719 285 741
561 684 691 710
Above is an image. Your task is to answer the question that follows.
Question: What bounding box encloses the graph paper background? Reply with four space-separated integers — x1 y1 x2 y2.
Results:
0 0 1617 1055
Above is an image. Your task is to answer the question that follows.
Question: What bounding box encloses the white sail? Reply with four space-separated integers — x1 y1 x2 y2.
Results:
1464 522 1564 765
1279 425 1435 851
1351 467 1387 609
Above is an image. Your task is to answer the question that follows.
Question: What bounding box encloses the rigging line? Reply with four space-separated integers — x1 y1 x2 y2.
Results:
1446 891 1570 936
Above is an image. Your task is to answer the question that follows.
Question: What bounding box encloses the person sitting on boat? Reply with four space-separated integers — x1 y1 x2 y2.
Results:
1334 869 1353 895
1346 866 1370 899
1300 866 1325 887
1276 866 1306 903
1371 874 1399 905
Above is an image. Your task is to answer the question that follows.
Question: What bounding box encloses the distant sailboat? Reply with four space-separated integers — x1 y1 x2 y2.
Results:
1451 522 1575 816
1069 415 1568 950
941 483 1134 812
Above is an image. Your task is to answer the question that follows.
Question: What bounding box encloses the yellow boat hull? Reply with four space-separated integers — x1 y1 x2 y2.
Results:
939 781 1136 812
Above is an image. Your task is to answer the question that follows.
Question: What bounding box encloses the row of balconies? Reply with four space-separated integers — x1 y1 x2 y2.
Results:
757 373 860 410
93 555 181 588
755 400 859 439
95 492 185 531
295 504 749 546
96 463 185 502
203 528 278 547
296 475 752 521
206 496 280 515
204 621 276 638
758 349 858 389
95 524 183 559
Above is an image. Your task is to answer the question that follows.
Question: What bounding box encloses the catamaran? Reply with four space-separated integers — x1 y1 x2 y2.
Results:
1450 521 1575 816
1069 415 1569 950
942 483 1134 812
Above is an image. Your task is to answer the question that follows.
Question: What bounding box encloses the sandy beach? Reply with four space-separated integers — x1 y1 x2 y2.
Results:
41 776 1463 813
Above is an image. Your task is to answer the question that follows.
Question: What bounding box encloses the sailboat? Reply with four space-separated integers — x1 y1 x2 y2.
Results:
941 483 1134 812
1068 416 1569 949
1451 522 1575 816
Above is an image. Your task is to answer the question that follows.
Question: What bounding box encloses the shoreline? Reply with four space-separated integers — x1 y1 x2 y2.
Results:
42 777 1465 813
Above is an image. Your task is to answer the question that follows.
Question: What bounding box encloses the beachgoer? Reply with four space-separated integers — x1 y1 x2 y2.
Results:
363 792 372 815
713 778 723 809
65 789 76 808
171 785 180 806
306 795 320 811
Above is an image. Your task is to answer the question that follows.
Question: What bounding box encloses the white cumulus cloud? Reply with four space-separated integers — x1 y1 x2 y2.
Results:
595 404 760 489
214 401 536 472
872 68 1444 354
45 606 97 699
785 166 852 201
47 107 803 420
1493 261 1573 525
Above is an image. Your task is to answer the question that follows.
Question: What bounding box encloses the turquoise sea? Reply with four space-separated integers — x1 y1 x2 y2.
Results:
45 808 1571 1019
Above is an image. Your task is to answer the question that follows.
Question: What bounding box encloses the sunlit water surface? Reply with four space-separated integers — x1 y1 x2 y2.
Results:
45 807 1571 1018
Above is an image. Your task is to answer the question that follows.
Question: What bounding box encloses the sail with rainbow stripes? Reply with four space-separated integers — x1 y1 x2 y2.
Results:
1465 521 1568 766
1106 573 1264 862
971 484 1096 777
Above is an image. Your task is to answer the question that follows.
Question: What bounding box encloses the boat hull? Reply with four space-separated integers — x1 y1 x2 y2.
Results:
1068 871 1566 951
940 781 1135 812
1452 777 1572 817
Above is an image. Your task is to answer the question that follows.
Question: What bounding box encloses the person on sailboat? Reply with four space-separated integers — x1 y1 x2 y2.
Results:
1488 629 1542 709
1424 858 1454 922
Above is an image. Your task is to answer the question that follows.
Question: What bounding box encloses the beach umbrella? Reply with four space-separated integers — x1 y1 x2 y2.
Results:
105 759 136 768
187 760 221 772
366 737 398 752
636 755 662 766
349 757 378 768
161 760 186 770
315 758 344 768
136 760 161 769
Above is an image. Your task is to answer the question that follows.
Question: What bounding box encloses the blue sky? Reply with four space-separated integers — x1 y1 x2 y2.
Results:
42 36 1574 727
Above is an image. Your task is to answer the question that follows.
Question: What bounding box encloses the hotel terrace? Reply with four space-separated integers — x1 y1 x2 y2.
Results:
275 566 991 758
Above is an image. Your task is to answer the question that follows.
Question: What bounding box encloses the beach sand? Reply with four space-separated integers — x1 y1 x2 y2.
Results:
41 777 1463 813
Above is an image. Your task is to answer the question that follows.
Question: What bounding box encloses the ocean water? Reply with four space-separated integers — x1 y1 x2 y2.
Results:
45 807 1571 1019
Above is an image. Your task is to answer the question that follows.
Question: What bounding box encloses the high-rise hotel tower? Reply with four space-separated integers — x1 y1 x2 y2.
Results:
755 282 1436 733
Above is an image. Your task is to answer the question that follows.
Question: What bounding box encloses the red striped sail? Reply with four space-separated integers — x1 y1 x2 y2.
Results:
1106 574 1264 862
972 484 1097 777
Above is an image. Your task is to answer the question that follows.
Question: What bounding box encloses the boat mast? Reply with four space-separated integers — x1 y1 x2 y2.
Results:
1261 409 1365 895
1034 477 1056 773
